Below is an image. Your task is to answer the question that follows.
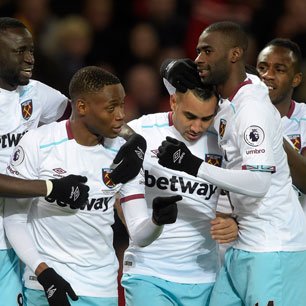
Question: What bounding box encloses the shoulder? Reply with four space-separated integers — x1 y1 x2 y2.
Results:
128 112 170 131
24 121 66 144
292 101 306 119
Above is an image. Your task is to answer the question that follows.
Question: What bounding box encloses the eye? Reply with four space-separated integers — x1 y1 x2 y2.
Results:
205 49 211 55
257 65 266 72
16 49 24 55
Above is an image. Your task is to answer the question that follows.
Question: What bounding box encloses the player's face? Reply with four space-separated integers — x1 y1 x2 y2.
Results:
171 90 217 141
195 31 230 86
0 27 34 91
256 45 301 105
83 84 125 139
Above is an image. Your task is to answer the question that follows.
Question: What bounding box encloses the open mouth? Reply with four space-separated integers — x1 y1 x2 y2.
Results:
21 68 33 78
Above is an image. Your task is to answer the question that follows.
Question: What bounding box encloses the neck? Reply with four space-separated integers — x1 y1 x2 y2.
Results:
69 116 101 146
217 67 247 99
274 98 292 118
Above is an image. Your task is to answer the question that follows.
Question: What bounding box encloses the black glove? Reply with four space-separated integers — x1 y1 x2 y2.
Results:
110 134 147 184
157 136 203 177
37 268 78 306
152 195 182 225
160 58 203 93
48 175 89 208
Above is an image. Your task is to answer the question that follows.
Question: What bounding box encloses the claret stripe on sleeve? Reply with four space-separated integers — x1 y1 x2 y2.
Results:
120 194 145 204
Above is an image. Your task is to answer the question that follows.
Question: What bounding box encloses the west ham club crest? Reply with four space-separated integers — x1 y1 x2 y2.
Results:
219 118 227 139
102 168 116 189
205 154 222 167
288 134 301 151
21 99 33 120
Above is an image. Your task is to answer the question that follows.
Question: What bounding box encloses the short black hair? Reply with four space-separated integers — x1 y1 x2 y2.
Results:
192 85 218 102
69 66 121 102
265 38 302 72
0 17 26 32
205 21 248 53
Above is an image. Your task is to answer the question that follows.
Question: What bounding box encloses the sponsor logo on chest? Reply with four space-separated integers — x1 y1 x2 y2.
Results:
145 170 217 200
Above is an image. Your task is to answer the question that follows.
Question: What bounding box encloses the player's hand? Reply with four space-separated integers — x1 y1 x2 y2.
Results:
110 134 147 184
152 195 182 225
160 58 203 93
47 175 89 208
210 214 238 244
37 268 78 306
157 136 203 177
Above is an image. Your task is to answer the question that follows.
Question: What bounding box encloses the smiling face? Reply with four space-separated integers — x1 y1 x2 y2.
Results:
0 27 34 91
171 89 218 141
80 83 126 139
256 45 301 105
194 31 231 86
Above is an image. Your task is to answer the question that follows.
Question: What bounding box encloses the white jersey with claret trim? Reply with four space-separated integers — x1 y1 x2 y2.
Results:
123 112 223 284
4 120 146 298
281 100 306 212
213 73 306 252
0 80 68 250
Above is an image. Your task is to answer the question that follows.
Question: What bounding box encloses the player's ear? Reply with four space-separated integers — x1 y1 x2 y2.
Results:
169 94 177 112
230 47 243 63
76 99 87 115
292 72 302 88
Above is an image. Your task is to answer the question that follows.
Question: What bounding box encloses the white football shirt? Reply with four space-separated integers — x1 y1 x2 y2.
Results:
0 80 68 250
212 73 306 252
123 112 223 283
4 120 151 298
281 100 306 212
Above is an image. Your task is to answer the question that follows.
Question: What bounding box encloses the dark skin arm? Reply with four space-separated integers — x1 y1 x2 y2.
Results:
283 138 306 194
0 174 46 197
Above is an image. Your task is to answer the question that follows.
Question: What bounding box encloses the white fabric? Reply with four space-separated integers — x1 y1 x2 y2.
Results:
0 80 68 250
197 161 271 197
123 112 223 284
4 120 159 298
281 101 306 213
211 74 306 252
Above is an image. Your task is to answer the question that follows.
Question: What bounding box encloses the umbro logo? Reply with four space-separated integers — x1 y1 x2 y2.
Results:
151 149 159 158
47 285 57 299
53 168 66 174
70 186 80 201
135 146 145 160
52 168 67 177
173 149 185 164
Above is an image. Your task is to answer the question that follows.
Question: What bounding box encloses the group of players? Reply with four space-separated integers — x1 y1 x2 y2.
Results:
0 16 305 306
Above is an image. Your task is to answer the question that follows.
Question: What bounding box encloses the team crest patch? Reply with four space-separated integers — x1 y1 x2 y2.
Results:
219 118 227 139
288 134 301 151
244 125 264 147
102 168 116 189
21 99 33 120
205 154 222 167
11 146 25 166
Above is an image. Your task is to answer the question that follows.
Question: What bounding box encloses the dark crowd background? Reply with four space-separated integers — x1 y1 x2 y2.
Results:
1 0 306 305
1 0 306 122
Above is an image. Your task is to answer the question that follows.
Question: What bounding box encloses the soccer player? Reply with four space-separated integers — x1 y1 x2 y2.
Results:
257 38 306 204
4 66 181 306
0 16 81 304
119 80 238 306
0 17 144 305
158 21 306 306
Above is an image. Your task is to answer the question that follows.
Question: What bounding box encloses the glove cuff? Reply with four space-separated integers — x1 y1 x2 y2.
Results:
189 156 203 177
37 267 55 286
45 180 53 196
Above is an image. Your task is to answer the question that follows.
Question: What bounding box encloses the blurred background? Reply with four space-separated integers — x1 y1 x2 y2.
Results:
2 0 306 304
1 0 306 122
